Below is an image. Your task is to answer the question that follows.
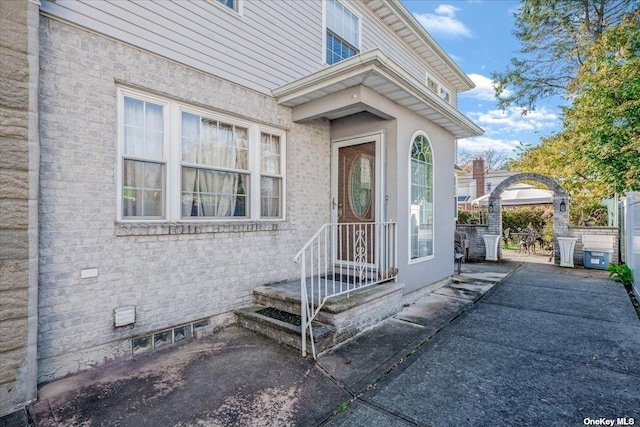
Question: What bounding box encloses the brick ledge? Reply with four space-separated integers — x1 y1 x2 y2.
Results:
115 221 292 236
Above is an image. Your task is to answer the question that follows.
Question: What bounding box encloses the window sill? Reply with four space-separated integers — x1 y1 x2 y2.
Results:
115 221 291 236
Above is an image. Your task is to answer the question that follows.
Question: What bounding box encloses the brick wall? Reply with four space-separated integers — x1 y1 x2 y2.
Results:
37 18 331 383
567 226 619 267
0 0 39 416
456 224 620 268
455 225 489 261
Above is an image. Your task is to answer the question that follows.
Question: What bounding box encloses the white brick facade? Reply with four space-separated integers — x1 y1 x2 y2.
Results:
38 18 331 382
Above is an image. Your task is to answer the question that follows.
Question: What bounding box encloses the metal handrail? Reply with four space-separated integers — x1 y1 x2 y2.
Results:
293 221 398 358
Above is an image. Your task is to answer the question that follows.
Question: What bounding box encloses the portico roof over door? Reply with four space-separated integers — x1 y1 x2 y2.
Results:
272 49 483 139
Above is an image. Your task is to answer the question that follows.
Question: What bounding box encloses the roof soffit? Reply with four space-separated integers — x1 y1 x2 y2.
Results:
363 0 474 92
272 50 483 138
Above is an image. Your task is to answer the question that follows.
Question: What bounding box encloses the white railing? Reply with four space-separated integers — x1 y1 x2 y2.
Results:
293 221 398 358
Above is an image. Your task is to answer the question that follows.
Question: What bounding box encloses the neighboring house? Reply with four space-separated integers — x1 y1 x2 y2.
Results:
457 158 517 209
0 0 481 416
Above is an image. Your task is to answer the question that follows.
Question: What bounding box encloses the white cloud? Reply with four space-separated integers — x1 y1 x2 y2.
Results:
461 74 499 101
413 4 472 38
467 106 559 135
435 4 459 17
457 136 521 153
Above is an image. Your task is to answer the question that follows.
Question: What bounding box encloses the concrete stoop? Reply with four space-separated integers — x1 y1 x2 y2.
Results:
235 281 405 355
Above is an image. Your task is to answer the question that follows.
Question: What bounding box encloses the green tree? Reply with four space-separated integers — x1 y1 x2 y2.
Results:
510 9 640 197
564 10 640 193
493 0 636 111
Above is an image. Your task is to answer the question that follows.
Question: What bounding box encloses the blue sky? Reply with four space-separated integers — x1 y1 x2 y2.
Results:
402 0 564 158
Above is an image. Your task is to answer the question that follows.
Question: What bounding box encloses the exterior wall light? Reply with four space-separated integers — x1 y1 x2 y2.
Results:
560 199 566 212
488 201 494 213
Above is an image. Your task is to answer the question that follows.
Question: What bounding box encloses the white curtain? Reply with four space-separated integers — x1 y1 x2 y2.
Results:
182 114 247 217
260 133 281 217
123 97 164 217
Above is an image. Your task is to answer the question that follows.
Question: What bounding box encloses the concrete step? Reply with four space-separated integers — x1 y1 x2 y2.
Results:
240 281 406 355
235 305 337 354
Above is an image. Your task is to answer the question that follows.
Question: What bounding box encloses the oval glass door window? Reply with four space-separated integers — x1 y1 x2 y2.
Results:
349 155 372 219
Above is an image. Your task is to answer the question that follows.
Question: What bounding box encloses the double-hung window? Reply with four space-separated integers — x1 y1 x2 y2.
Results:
181 112 249 218
260 133 283 218
121 95 169 219
117 88 285 222
325 0 360 65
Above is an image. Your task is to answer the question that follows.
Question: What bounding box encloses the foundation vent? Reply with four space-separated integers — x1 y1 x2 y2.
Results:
114 306 136 327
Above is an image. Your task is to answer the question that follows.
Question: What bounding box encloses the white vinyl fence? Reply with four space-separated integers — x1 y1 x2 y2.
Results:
622 192 640 298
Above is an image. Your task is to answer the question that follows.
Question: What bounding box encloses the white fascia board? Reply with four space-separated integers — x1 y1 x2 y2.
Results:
373 0 476 92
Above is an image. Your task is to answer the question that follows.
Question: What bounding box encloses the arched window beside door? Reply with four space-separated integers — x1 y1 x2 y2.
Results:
410 132 434 261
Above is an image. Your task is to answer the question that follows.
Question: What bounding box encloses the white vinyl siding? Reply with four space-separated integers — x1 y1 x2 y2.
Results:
41 0 321 94
41 0 458 104
361 9 458 106
117 87 285 221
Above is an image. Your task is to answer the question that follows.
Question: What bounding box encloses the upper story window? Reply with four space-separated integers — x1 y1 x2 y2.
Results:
409 132 434 261
427 77 438 93
325 0 360 65
118 88 285 222
440 87 451 103
426 74 452 105
216 0 238 12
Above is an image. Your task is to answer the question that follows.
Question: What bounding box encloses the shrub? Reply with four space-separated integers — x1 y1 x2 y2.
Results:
570 200 608 226
606 263 634 286
502 206 548 233
457 210 473 224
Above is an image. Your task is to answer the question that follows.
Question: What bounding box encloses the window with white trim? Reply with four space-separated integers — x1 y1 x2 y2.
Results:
410 133 434 260
260 132 283 218
427 77 438 93
122 96 168 219
440 87 451 103
325 0 360 65
214 0 239 12
426 74 452 105
117 88 285 222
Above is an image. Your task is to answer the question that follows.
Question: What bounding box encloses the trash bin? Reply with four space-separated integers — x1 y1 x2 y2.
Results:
582 235 615 270
583 250 612 270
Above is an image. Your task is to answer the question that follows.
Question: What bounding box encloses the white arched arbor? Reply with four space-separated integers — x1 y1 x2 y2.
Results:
485 173 570 262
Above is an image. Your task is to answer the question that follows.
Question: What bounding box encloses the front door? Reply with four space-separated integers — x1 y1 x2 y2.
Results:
331 134 382 267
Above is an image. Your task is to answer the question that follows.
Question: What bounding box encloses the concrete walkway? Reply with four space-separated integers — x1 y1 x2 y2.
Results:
20 261 640 426
327 263 640 427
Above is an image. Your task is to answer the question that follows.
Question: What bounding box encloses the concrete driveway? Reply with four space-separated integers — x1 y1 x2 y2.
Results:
327 263 640 427
23 261 640 427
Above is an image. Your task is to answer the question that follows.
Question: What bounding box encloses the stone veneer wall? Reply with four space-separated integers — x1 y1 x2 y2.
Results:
0 0 40 416
37 17 331 383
